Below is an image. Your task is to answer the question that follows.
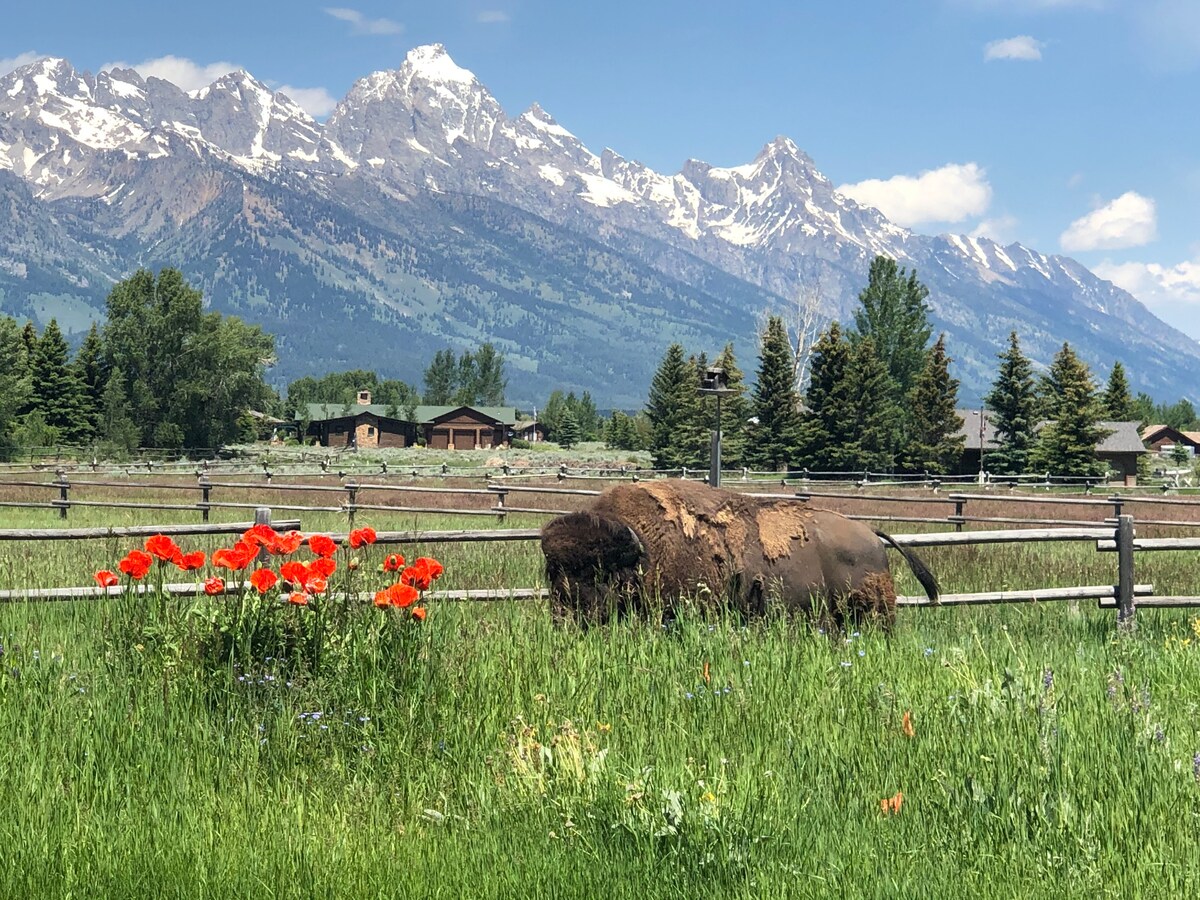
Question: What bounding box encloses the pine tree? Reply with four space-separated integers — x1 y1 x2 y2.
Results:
1102 361 1135 420
556 407 582 449
541 390 567 439
799 324 894 473
74 322 106 437
471 342 507 405
646 343 701 470
1029 342 1110 478
0 317 31 460
711 343 751 469
31 319 91 444
850 255 933 459
984 332 1039 476
902 334 965 474
99 368 139 451
748 317 802 471
574 391 600 441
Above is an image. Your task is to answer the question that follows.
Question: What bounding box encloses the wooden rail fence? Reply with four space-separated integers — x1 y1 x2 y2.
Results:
11 473 1200 531
0 508 1193 630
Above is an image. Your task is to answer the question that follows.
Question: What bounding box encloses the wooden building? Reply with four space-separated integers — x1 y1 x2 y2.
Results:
1140 424 1200 457
956 410 1147 485
300 394 517 451
416 406 517 450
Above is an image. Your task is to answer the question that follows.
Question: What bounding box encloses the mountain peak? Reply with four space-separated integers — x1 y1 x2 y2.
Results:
403 43 476 85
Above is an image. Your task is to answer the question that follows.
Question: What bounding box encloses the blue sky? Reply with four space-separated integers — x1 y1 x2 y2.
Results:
4 0 1200 337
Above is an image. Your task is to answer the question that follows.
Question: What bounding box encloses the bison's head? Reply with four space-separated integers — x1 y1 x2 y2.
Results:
541 511 645 624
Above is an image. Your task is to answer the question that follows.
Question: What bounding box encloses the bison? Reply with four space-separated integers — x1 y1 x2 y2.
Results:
541 479 938 628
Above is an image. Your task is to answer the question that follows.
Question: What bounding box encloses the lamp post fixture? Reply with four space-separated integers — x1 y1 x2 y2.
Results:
698 366 737 487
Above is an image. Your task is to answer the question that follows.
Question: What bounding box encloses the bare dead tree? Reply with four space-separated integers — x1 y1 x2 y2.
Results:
787 278 829 399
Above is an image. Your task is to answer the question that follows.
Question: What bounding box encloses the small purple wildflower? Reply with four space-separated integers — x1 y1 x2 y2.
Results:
1042 668 1054 691
1192 752 1200 781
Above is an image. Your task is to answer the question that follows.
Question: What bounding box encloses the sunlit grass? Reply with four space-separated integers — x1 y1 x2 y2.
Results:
5 488 1200 894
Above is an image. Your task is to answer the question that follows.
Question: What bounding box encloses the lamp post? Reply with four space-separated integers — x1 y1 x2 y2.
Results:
698 366 736 488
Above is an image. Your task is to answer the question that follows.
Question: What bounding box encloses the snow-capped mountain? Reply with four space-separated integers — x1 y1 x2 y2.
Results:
0 45 1195 406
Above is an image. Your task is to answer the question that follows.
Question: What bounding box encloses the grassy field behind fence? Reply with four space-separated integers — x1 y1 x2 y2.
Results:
4 485 1200 896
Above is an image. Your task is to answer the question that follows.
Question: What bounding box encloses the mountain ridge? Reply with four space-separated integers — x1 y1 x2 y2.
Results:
0 46 1195 407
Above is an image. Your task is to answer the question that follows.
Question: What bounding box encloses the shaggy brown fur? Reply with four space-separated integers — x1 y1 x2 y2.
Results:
541 479 937 628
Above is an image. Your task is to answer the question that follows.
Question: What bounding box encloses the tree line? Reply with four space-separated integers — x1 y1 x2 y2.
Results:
599 256 1160 478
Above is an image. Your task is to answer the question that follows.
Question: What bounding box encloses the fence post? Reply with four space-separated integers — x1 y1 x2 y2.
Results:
1110 495 1123 521
199 475 211 523
345 481 358 529
56 469 69 520
254 507 272 566
494 488 507 522
953 497 964 533
1116 514 1136 632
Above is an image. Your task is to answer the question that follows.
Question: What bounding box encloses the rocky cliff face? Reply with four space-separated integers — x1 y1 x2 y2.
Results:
0 46 1194 406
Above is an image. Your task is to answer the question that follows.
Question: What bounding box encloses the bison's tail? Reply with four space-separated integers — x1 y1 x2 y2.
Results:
874 529 939 604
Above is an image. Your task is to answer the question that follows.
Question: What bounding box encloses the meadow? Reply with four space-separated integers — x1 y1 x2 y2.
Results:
3 481 1200 897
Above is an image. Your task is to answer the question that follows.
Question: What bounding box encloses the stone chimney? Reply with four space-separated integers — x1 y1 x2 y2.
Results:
357 390 371 405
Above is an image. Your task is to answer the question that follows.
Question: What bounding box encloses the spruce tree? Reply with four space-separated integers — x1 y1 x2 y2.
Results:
541 390 567 439
749 317 802 472
1102 361 1135 421
798 324 891 472
902 334 965 474
556 407 582 449
74 322 106 437
1029 342 1110 478
99 368 139 451
471 342 507 405
646 343 700 470
0 317 31 460
574 391 600 441
985 332 1039 476
711 343 751 469
31 319 91 444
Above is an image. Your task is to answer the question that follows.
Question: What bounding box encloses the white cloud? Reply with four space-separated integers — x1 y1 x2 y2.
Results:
0 51 43 76
476 10 511 23
1095 257 1200 337
276 85 339 118
324 7 404 35
985 35 1044 61
103 55 241 91
1059 191 1157 251
837 163 993 227
970 215 1020 244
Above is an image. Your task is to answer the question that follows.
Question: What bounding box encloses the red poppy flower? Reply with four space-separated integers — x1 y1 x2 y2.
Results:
94 570 119 588
270 530 304 555
307 534 337 558
288 591 309 606
309 557 337 578
279 560 309 585
348 526 377 549
373 590 390 608
242 523 279 548
400 565 432 591
415 557 444 581
382 553 405 572
387 582 419 609
249 568 279 594
411 606 427 622
204 576 225 596
118 550 153 580
213 544 255 571
306 577 328 595
174 551 206 571
145 534 182 562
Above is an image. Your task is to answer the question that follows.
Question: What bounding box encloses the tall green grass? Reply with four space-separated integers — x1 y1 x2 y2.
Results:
4 496 1200 896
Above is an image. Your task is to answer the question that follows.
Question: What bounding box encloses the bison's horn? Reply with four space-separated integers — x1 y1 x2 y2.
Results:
626 525 645 557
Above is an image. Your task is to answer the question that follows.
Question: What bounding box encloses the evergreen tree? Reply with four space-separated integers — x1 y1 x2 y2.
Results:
850 255 933 458
984 332 1039 476
1102 361 1135 421
748 317 802 471
711 343 751 469
604 411 642 451
556 407 582 449
74 322 106 436
423 349 458 404
0 317 31 460
1029 342 1110 478
453 352 478 406
1130 392 1157 429
646 343 701 470
30 319 91 444
99 368 139 452
902 334 965 474
573 391 600 441
541 390 567 439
